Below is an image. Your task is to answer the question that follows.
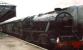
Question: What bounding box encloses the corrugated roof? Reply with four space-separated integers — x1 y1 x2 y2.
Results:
0 2 16 22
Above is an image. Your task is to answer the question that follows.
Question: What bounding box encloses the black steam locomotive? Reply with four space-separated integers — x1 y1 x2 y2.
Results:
0 6 83 50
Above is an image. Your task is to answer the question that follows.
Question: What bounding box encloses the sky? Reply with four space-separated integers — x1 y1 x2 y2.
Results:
0 0 83 22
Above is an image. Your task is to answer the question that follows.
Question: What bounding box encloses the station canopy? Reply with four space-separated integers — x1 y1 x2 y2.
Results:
0 2 16 22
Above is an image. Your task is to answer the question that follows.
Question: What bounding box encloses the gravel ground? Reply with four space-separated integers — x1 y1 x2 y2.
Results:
0 32 47 50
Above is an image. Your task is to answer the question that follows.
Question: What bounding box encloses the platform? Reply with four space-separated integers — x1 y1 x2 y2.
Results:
0 32 47 50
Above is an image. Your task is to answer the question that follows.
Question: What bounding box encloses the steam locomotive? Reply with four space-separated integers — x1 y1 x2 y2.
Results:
0 6 83 50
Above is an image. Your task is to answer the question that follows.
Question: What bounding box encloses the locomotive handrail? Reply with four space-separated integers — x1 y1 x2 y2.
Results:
45 22 50 32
